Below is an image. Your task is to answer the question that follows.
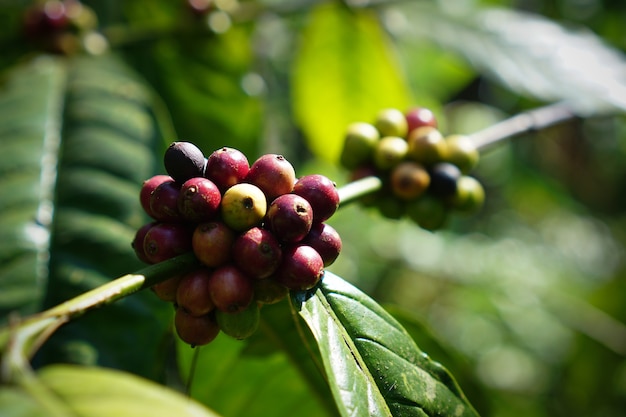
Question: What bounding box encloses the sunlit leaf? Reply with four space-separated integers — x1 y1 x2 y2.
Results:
294 272 480 417
292 3 412 163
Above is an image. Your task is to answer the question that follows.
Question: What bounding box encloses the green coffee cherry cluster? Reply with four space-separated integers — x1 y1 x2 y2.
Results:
340 107 485 230
132 142 342 347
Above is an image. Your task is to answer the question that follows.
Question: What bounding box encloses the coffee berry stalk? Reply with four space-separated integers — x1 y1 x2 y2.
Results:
340 107 484 230
132 142 342 346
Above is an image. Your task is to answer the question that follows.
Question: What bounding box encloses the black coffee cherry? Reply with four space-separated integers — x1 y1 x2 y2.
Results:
232 227 282 279
149 180 182 222
245 154 296 201
266 194 313 243
177 177 221 222
192 221 235 268
275 245 324 291
292 174 340 223
176 268 215 317
428 162 461 198
140 175 173 219
164 141 205 184
204 147 250 192
143 223 193 264
300 222 342 267
215 302 260 340
175 308 220 347
208 265 254 313
390 161 430 201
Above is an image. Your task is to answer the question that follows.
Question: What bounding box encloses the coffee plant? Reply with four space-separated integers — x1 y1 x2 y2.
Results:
1 1 626 417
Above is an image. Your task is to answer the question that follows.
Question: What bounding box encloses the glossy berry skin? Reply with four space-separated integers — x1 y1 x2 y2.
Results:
149 180 182 222
204 147 250 192
140 175 173 218
164 141 205 184
220 183 267 231
176 268 215 317
340 122 380 170
177 177 221 222
275 245 324 291
174 308 220 347
266 194 313 243
245 154 296 201
208 265 254 313
232 227 282 279
445 135 479 174
300 222 342 267
192 221 235 268
374 108 408 138
390 161 431 201
373 136 408 171
405 107 438 133
429 163 461 198
132 222 156 264
292 174 339 223
143 223 193 264
215 302 260 340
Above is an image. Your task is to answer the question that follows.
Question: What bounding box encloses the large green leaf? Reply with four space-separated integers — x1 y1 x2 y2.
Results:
0 54 174 380
1 364 220 417
291 3 412 163
293 272 480 417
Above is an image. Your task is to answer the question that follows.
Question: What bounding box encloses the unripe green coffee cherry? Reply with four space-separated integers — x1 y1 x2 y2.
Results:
445 135 479 173
374 108 408 138
220 183 267 231
340 122 380 170
407 126 447 165
373 136 408 171
451 176 485 213
405 195 448 231
253 278 289 305
215 302 260 340
377 196 406 220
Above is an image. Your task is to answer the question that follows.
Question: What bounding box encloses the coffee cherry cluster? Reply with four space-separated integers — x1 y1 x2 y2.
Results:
132 142 342 347
340 107 485 230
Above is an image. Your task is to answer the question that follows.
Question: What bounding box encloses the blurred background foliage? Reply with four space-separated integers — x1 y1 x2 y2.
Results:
1 0 626 416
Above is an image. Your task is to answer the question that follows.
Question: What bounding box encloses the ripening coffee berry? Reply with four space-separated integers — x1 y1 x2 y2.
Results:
373 136 409 171
275 245 324 291
390 161 431 201
407 126 447 165
176 268 215 317
208 265 254 313
374 108 408 138
405 107 438 133
292 174 339 223
204 147 250 192
377 196 406 220
245 154 296 201
143 223 193 264
132 222 156 264
177 177 221 222
451 176 485 213
192 221 235 267
340 122 380 170
445 135 479 174
405 195 448 231
149 180 182 222
300 222 342 267
140 175 173 218
253 279 289 305
164 141 205 184
175 308 220 347
429 163 461 198
151 275 183 302
220 183 267 231
266 194 313 243
215 302 260 340
232 227 282 279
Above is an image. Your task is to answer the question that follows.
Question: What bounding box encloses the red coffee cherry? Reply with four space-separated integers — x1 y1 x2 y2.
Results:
140 175 173 218
292 174 339 223
151 275 183 302
176 268 215 317
192 221 235 268
232 227 282 279
132 221 157 264
245 154 296 201
266 194 313 243
177 177 221 222
300 222 342 267
275 245 324 291
149 180 182 222
143 223 193 264
174 308 220 347
207 265 254 313
204 147 250 192
405 107 438 133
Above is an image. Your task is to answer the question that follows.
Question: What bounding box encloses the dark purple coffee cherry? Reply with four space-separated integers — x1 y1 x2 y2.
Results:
266 194 313 243
192 221 235 268
140 175 173 219
208 265 254 313
132 221 157 264
164 141 205 184
300 222 342 267
151 275 183 302
149 180 182 222
429 162 461 198
275 245 324 291
204 147 250 192
177 177 221 222
176 268 215 317
143 223 193 264
232 227 282 279
245 154 296 201
175 308 220 347
292 174 339 223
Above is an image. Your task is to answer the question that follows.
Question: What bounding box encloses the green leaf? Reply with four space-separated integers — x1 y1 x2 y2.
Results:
293 272 480 417
291 3 412 163
392 4 626 115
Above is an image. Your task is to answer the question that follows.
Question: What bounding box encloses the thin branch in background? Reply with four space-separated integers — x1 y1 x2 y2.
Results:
185 346 202 396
